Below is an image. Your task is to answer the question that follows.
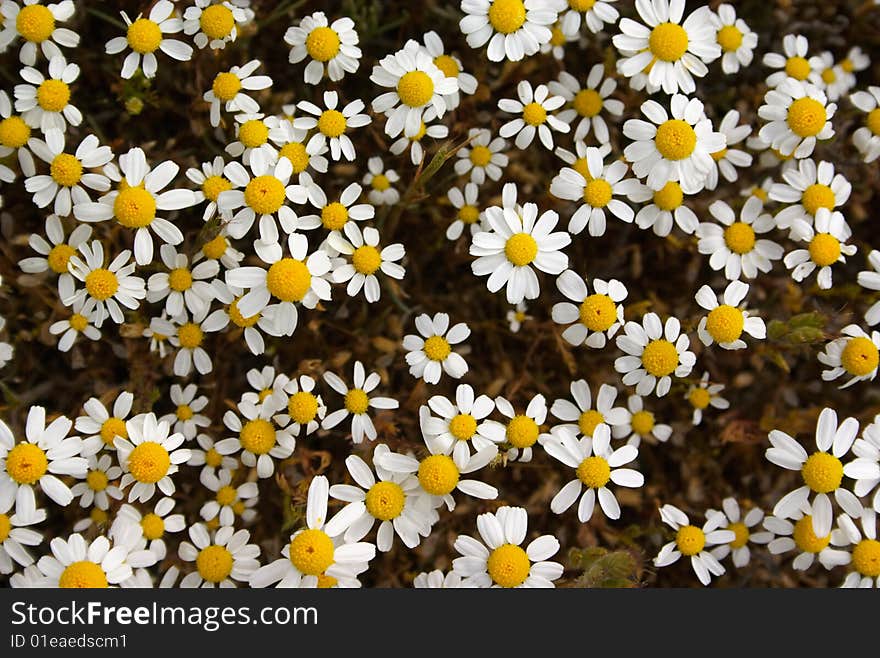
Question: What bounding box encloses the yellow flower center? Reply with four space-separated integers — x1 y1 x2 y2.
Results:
486 543 531 588
232 500 245 516
504 232 538 267
317 109 347 138
577 409 604 437
0 115 30 148
59 561 108 588
90 508 108 525
867 109 880 137
852 539 880 578
279 142 310 173
801 183 835 216
100 417 127 446
488 0 526 34
675 525 706 556
576 455 611 488
16 4 54 43
316 573 337 588
203 448 223 469
397 71 434 108
506 415 539 448
352 245 382 275
216 484 237 507
579 293 617 331
800 451 843 494
726 522 750 549
47 243 75 274
228 297 260 328
126 18 163 54
289 529 335 576
688 387 711 410
469 145 492 167
5 443 48 484
365 481 406 521
771 148 794 161
573 88 602 118
68 313 88 332
344 388 370 415
840 58 854 73
784 56 811 80
245 174 286 215
202 235 228 261
631 410 655 436
711 147 728 161
128 442 171 484
85 268 119 301
423 336 452 362
49 153 82 187
723 222 756 255
321 201 349 230
417 454 459 496
168 267 193 292
583 178 612 208
751 187 769 202
266 258 311 302
793 515 830 553
177 322 203 349
199 4 235 40
655 119 697 160
211 72 241 102
449 413 477 441
522 102 547 127
36 79 70 113
787 97 827 138
716 25 743 52
641 339 679 377
568 0 596 9
569 158 588 179
653 181 683 211
114 186 156 228
197 545 234 583
140 512 165 540
808 233 841 267
239 418 276 455
176 404 194 421
433 54 459 77
370 174 391 192
821 68 836 84
706 304 744 343
840 336 879 377
0 513 10 543
305 26 341 62
649 22 689 62
459 204 480 224
288 391 319 424
86 469 108 492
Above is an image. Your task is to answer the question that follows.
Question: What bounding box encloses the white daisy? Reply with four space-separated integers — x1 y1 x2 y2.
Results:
498 81 569 150
115 412 190 503
704 109 752 191
0 90 37 183
618 394 672 447
757 78 835 159
284 11 361 85
483 394 547 463
808 51 849 101
160 383 211 440
629 180 698 236
784 208 855 290
215 398 294 479
186 156 233 221
695 280 766 350
187 432 238 480
419 384 499 464
419 30 478 111
0 0 79 66
654 504 734 586
272 375 326 438
506 301 531 332
178 524 260 588
0 496 44 574
200 469 259 527
36 529 156 588
296 179 374 233
183 0 250 50
818 325 880 389
454 128 508 185
762 33 814 88
74 390 134 456
112 496 185 562
844 417 880 514
828 510 880 587
711 3 757 74
764 503 838 572
685 372 729 426
203 59 271 127
321 361 399 444
48 298 101 352
459 0 556 63
363 157 400 206
402 312 469 385
209 280 278 355
614 312 696 397
390 119 449 166
147 244 218 317
293 91 371 162
267 120 329 184
69 454 122 510
148 306 226 377
858 250 880 327
549 65 623 143
328 222 406 304
850 86 880 163
707 498 773 569
550 380 629 441
554 0 618 34
18 213 91 300
105 0 193 79
770 158 851 232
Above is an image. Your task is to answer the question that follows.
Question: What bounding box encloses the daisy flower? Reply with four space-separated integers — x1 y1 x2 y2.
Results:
685 372 729 426
845 416 880 514
216 398 294 479
540 20 576 60
200 469 259 527
764 504 838 572
695 280 766 350
613 0 719 95
545 424 643 522
362 157 399 206
330 444 436 552
740 176 775 207
0 90 36 183
706 499 772 569
484 394 547 463
328 222 406 304
75 391 134 456
210 281 278 355
549 66 623 143
225 112 278 169
0 0 79 66
414 570 465 588
549 146 639 236
623 94 725 193
470 183 571 304
454 128 508 185
374 441 499 512
0 496 44 573
49 298 100 352
402 312 469 385
203 60 271 128
498 81 569 150
555 0 618 34
18 213 91 299
105 1 193 79
770 159 850 232
370 42 458 138
160 383 211 440
840 46 870 75
179 524 259 588
15 57 79 138
818 325 880 389
459 0 556 63
296 179 374 233
711 3 756 74
272 375 326 438
419 30 478 111
762 34 814 88
696 197 782 281
112 497 185 562
37 529 155 588
146 244 218 317
859 250 880 327
550 381 629 441
116 412 190 504
452 506 562 588
74 147 196 266
808 51 849 101
784 208 855 290
704 110 752 191
828 510 880 587
757 79 835 159
419 384 499 464
224 232 331 336
149 306 226 377
614 312 696 397
293 91 371 162
629 180 698 236
390 119 449 166
186 156 233 221
240 365 288 408
850 86 880 163
69 454 122 510
284 11 361 85
187 433 238 480
654 504 734 586
267 121 329 184
321 361 399 444
765 406 863 537
618 394 672 447
183 0 250 50
249 475 374 589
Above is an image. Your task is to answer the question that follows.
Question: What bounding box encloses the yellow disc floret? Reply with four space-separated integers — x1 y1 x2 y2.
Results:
0 115 30 148
68 313 88 332
86 469 108 492
288 391 319 425
522 102 547 127
793 515 830 553
397 71 434 108
459 205 480 224
631 410 655 436
352 245 382 275
486 543 530 587
114 187 156 228
50 153 82 187
579 293 617 331
36 79 70 112
365 481 406 521
238 119 269 148
423 336 451 362
176 404 194 421
583 178 612 208
280 142 310 173
727 522 750 549
127 442 171 484
344 389 369 415
59 561 108 588
649 22 689 62
641 339 679 377
576 455 611 488
808 233 841 267
0 514 11 543
723 222 756 255
706 305 744 343
288 529 335 576
505 232 538 266
321 201 349 230
787 97 827 138
688 387 711 410
841 336 880 377
653 181 683 211
317 109 346 138
469 145 492 167
852 539 880 578
216 485 237 507
578 409 604 437
801 184 835 216
199 4 235 40
239 419 276 455
177 322 203 349
5 443 48 485
655 119 697 160
506 415 539 448
573 88 602 118
244 175 285 215
229 298 260 328
47 243 75 274
370 174 390 191
569 0 597 9
675 525 706 556
867 109 880 137
800 451 843 493
433 54 459 78
821 68 836 85
126 18 163 54
211 72 241 102
716 25 743 52
205 448 223 468
85 268 119 301
449 413 477 441
487 0 526 34
140 513 165 540
202 176 232 203
266 258 311 302
196 545 233 583
168 268 193 292
100 417 127 446
305 26 341 62
785 56 811 81
16 4 54 43
417 454 459 496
